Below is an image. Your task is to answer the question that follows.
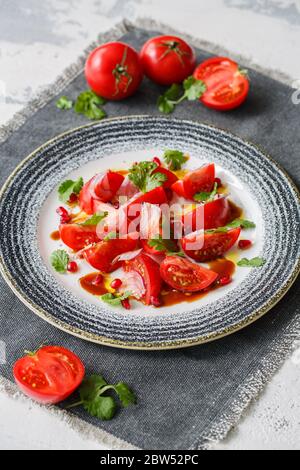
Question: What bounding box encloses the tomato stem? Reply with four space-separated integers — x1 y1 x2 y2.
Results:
65 400 83 409
112 47 133 96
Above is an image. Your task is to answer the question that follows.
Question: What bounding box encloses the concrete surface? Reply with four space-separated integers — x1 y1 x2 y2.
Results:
0 0 300 450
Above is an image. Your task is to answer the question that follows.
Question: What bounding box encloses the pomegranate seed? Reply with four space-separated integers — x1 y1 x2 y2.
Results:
67 261 78 273
113 201 120 209
238 239 252 250
214 177 222 187
69 193 78 203
121 299 131 310
56 206 71 224
219 275 232 286
153 157 162 166
110 278 122 289
92 274 103 286
150 296 162 307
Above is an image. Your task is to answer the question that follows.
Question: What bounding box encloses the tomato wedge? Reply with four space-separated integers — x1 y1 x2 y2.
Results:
124 253 162 305
183 197 231 233
194 57 250 111
182 228 241 262
172 163 215 200
79 171 124 214
59 224 100 251
83 232 139 273
13 346 85 404
126 187 168 219
152 167 178 189
160 256 218 292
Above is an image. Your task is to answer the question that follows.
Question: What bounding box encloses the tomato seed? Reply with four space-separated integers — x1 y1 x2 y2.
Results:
238 239 252 250
67 261 78 273
110 278 122 289
219 275 232 286
153 157 162 166
121 299 131 310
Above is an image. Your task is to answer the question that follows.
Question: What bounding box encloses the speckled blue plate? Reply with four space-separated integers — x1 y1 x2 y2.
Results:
0 116 299 350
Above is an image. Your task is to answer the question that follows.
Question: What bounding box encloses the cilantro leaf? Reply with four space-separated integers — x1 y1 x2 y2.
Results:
74 90 106 120
148 235 185 257
83 394 116 420
56 96 73 110
183 76 207 100
227 218 256 229
79 211 108 226
79 375 108 402
50 250 69 273
128 161 167 193
194 182 218 202
157 84 182 114
163 150 187 171
58 177 83 203
114 382 136 407
100 291 132 307
237 257 266 267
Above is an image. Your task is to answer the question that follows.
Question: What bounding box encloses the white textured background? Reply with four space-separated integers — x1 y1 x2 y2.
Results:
0 0 300 450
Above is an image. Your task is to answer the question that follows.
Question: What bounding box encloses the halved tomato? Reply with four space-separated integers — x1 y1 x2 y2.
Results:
171 163 215 199
194 57 250 111
183 197 231 233
171 179 186 198
59 224 100 251
13 346 85 405
79 171 124 214
152 167 178 189
160 256 218 292
124 253 162 305
182 227 241 262
126 187 168 219
83 232 139 272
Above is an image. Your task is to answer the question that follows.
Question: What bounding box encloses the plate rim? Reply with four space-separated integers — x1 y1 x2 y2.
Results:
0 115 299 350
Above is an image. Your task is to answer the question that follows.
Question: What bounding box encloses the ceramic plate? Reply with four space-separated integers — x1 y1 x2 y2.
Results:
0 116 299 349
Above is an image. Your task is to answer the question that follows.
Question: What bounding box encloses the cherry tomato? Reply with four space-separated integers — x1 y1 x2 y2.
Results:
13 346 85 405
172 163 215 200
160 256 218 292
171 179 186 198
183 197 231 233
124 253 162 305
194 57 250 111
79 172 124 214
181 228 241 262
59 224 100 251
85 42 143 100
140 35 196 85
83 232 139 273
152 166 178 189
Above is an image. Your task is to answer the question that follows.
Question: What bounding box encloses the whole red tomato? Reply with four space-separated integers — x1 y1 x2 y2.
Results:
85 42 143 100
140 35 196 85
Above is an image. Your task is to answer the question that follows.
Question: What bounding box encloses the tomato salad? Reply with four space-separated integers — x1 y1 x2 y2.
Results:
50 150 257 310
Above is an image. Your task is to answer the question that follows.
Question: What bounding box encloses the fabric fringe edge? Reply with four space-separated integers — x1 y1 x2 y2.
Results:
0 16 298 450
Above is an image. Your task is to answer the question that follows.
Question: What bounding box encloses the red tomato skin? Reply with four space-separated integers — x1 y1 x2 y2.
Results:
84 233 139 273
85 42 143 101
140 239 163 256
183 163 215 199
152 167 178 188
94 171 124 201
182 228 241 262
59 224 100 251
126 187 168 220
124 253 162 305
183 197 231 233
13 346 85 405
194 57 250 111
171 179 186 198
160 256 218 292
140 36 196 85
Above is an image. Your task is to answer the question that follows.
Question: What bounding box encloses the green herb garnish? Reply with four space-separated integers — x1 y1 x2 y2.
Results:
157 76 206 114
100 291 132 307
56 96 73 110
74 90 106 120
79 212 108 226
227 218 256 229
237 257 266 267
50 250 69 273
67 374 136 420
58 177 83 203
163 149 187 171
128 161 167 193
194 182 218 202
148 235 185 257
103 231 118 241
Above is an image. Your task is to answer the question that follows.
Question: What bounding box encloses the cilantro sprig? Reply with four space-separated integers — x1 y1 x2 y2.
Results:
74 90 106 120
58 177 83 203
194 182 218 202
128 161 167 193
50 250 69 273
163 149 187 171
67 374 136 420
237 257 266 267
79 211 108 226
158 76 206 114
56 96 73 110
100 291 132 307
148 235 185 257
206 218 256 234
